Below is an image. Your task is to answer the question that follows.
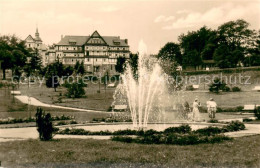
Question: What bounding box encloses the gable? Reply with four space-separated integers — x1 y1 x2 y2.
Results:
85 30 107 45
92 31 100 37
25 35 35 42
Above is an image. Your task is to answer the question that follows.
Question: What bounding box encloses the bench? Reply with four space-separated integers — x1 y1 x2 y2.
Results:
252 86 260 91
243 104 259 111
10 91 21 95
113 105 128 112
107 83 116 88
192 85 199 89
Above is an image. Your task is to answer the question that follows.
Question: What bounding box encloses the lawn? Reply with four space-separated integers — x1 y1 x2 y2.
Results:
0 135 259 167
16 81 260 110
18 82 115 111
0 87 110 122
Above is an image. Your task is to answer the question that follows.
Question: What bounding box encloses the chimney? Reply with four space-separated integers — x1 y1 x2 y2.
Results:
61 35 63 39
125 39 128 44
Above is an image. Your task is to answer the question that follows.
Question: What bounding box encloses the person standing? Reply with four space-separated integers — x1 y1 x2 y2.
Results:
208 98 217 119
192 98 201 122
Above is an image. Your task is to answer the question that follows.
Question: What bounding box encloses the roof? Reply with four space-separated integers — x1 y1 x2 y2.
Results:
56 36 90 46
103 36 128 47
34 36 42 42
56 31 129 47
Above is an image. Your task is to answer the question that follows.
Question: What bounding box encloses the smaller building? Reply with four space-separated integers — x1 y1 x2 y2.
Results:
25 28 48 66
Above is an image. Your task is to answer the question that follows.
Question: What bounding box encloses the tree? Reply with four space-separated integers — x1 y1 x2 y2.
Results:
115 57 126 73
0 50 14 79
214 19 254 67
0 35 29 79
65 78 86 98
157 42 182 64
128 53 138 76
35 107 55 141
28 48 42 73
179 26 217 69
74 61 85 75
45 61 65 91
64 66 74 76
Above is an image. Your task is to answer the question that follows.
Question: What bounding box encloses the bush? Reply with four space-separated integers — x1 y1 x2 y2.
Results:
111 136 135 143
194 126 222 136
164 124 191 134
186 85 194 91
222 86 231 92
70 120 78 124
222 121 245 132
209 78 227 93
243 118 253 122
232 86 241 92
56 121 67 126
217 106 243 112
0 83 4 88
208 119 218 123
65 79 86 98
254 106 260 120
35 108 55 141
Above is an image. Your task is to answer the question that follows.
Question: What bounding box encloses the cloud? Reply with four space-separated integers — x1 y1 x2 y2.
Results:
99 5 119 12
154 15 175 23
176 9 190 14
163 3 260 30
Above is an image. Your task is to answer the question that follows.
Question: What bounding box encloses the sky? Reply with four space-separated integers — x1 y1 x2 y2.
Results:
0 0 259 54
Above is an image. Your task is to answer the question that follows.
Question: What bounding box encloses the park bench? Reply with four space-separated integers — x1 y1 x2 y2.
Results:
107 83 116 88
252 86 260 91
113 105 128 112
192 85 199 89
10 91 21 95
243 104 260 111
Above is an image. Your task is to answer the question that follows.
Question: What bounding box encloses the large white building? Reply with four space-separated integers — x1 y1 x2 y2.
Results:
25 30 130 75
55 30 130 75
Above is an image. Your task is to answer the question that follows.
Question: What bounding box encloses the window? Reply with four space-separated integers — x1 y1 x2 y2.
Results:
87 58 90 62
111 65 113 70
74 48 76 50
29 44 31 47
66 48 68 50
96 59 97 61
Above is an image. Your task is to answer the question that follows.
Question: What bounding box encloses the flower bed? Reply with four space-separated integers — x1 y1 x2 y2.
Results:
58 121 245 145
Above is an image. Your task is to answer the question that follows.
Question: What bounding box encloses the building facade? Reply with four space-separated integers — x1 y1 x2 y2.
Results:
24 28 48 66
55 31 130 75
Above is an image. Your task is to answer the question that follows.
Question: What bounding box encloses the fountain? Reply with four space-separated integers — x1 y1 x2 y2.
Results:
118 40 169 128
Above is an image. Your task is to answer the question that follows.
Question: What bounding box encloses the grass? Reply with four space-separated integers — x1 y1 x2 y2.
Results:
0 87 110 123
0 135 260 167
17 79 260 110
18 82 115 111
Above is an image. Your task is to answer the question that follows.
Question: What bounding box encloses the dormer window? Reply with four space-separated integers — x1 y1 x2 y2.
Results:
69 39 76 45
113 39 121 45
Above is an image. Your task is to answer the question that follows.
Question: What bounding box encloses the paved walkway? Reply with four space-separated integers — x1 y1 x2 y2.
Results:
0 127 111 142
1 124 260 142
15 95 112 113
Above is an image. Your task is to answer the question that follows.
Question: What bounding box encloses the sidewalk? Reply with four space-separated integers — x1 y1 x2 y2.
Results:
15 95 112 113
1 124 260 142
